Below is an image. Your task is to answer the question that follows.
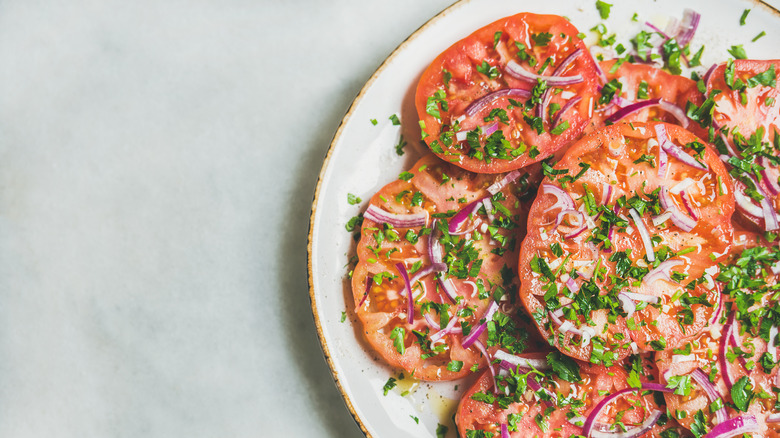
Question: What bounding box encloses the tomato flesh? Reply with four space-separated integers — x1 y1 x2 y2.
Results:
415 13 599 174
518 122 734 365
353 154 538 380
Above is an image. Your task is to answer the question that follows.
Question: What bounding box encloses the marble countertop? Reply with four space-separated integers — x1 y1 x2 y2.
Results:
2 0 779 437
0 0 451 436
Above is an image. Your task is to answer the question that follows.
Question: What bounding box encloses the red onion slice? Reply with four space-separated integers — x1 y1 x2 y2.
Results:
719 310 737 390
461 301 499 349
550 96 582 129
605 98 661 125
658 99 690 128
493 350 551 370
542 183 576 213
659 186 697 232
643 259 684 285
690 368 728 424
500 424 510 438
680 190 699 220
395 263 415 324
759 156 780 196
734 184 764 217
438 277 460 303
769 413 780 423
487 170 523 195
429 313 460 343
465 89 531 118
710 293 724 325
358 277 372 307
702 415 759 438
675 9 701 47
482 197 496 224
472 340 497 393
364 205 427 228
621 291 660 304
618 292 637 319
582 383 673 437
449 198 485 233
629 208 655 262
746 174 780 231
427 220 447 271
654 124 707 171
423 312 440 331
505 60 584 85
590 409 662 438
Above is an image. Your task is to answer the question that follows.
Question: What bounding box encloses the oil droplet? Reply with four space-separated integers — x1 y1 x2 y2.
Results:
395 375 420 396
427 387 458 427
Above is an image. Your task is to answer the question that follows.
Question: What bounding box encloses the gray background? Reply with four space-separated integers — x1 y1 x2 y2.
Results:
0 0 451 436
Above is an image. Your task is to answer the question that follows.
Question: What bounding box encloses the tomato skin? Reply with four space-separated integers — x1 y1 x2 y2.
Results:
415 13 599 174
706 60 780 233
455 354 676 438
352 154 536 380
589 61 706 139
518 122 734 364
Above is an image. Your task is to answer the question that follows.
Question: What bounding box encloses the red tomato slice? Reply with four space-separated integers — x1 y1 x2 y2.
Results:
706 60 780 233
655 237 780 437
352 154 539 380
455 353 681 437
588 61 705 138
518 122 734 365
415 13 599 174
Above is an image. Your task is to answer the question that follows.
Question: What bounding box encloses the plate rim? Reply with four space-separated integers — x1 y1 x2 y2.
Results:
306 1 470 435
306 1 780 437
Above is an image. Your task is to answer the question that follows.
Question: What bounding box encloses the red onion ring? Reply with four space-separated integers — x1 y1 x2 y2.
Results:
551 96 582 130
719 309 737 390
472 340 497 393
590 409 662 438
358 277 372 307
759 156 780 196
628 208 656 262
690 368 728 425
449 198 486 233
659 186 697 232
395 263 415 324
644 259 684 285
680 190 699 220
675 9 701 47
618 292 637 319
542 183 575 213
429 313 461 343
465 89 532 118
487 170 523 195
493 350 550 370
701 415 759 438
504 60 584 85
621 291 660 304
364 204 427 228
438 277 460 303
655 124 707 171
582 383 673 437
461 301 499 349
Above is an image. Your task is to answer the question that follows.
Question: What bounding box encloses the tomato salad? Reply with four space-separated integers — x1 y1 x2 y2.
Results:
345 6 780 438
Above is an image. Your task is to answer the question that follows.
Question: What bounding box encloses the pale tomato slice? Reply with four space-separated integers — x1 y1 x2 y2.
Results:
455 353 683 437
352 154 538 380
655 237 780 436
518 122 734 365
416 13 599 174
588 61 706 139
706 59 780 233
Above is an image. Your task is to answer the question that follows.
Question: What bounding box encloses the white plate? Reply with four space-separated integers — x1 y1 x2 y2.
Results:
308 1 780 436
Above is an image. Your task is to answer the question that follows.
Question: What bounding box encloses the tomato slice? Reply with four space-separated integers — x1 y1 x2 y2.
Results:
655 237 780 436
415 13 599 174
588 60 705 138
518 122 734 365
706 60 780 233
455 353 681 437
352 154 539 380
